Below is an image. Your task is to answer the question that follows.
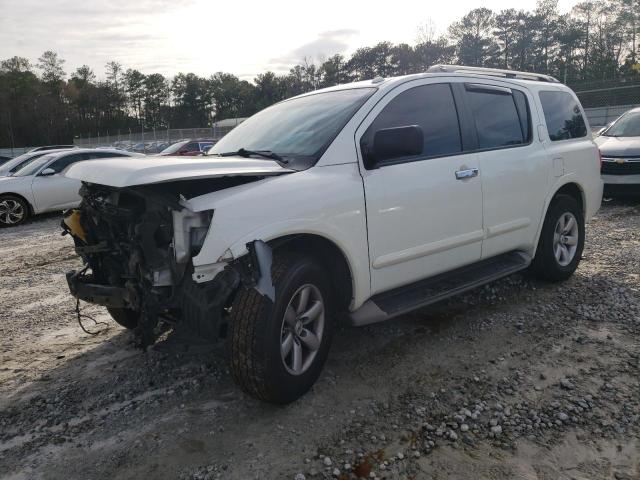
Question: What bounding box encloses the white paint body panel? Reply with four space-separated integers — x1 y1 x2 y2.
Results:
187 163 371 308
65 156 292 188
354 78 483 294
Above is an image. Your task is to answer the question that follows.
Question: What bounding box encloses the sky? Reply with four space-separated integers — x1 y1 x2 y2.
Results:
0 0 580 82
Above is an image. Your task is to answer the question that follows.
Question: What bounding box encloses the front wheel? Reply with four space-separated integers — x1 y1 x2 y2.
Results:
530 194 585 282
107 307 140 329
227 253 334 404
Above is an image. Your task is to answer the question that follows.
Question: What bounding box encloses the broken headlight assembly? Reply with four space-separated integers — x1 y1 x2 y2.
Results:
172 208 213 264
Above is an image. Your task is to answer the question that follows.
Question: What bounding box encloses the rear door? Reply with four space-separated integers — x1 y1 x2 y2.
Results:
461 81 551 258
357 80 484 295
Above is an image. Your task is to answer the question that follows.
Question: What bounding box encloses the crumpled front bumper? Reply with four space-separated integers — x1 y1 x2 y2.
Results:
66 270 138 309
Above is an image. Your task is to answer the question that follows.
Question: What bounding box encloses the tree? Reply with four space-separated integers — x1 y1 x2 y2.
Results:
449 8 500 66
124 68 146 122
143 73 169 127
37 50 66 84
494 9 519 68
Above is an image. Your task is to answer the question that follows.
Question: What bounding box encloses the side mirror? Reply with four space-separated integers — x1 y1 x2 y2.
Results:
40 168 56 176
363 125 424 169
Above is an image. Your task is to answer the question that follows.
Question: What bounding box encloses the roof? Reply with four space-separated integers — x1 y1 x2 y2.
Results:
213 117 247 128
291 65 570 101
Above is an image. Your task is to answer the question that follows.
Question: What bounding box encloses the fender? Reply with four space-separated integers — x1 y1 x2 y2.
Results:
530 174 586 258
188 164 372 310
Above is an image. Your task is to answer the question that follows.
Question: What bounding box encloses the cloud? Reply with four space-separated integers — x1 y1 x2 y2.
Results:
0 0 195 76
268 29 359 72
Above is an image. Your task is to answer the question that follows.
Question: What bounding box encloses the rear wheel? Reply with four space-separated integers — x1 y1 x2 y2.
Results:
227 253 334 404
530 194 584 282
107 307 140 329
0 195 29 227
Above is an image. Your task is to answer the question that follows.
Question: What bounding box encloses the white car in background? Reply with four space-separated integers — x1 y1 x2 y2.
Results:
0 149 143 227
0 148 74 177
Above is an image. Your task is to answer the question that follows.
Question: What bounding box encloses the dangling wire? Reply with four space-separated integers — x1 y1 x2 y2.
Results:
75 298 110 335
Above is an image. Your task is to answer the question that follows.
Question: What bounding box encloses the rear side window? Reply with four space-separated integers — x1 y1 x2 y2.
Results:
88 151 129 159
539 91 587 141
50 153 90 173
465 84 530 149
362 83 462 163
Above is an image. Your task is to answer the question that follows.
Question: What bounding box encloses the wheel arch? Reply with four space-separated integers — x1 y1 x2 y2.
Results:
532 181 585 258
553 182 585 214
268 233 354 315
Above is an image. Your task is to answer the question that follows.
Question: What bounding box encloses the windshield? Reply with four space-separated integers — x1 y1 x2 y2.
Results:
209 88 376 167
12 155 54 177
603 111 640 137
159 141 188 155
0 152 45 175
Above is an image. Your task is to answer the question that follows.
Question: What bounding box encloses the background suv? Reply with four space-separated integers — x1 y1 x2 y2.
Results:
595 107 640 195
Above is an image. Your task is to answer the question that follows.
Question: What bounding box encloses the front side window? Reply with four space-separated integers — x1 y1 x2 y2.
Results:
465 85 530 149
209 88 376 168
539 91 587 141
361 83 462 165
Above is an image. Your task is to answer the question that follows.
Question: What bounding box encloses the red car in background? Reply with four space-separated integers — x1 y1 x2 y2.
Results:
157 139 214 156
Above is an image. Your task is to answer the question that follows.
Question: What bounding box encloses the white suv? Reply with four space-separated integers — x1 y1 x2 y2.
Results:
62 66 603 403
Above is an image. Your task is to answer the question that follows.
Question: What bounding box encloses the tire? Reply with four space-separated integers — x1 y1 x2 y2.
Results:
107 307 140 329
530 194 585 282
227 252 334 404
0 195 29 227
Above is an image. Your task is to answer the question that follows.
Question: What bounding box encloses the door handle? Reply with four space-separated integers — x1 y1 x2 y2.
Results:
455 168 479 180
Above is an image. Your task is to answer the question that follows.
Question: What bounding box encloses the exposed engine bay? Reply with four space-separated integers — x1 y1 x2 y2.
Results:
62 178 265 346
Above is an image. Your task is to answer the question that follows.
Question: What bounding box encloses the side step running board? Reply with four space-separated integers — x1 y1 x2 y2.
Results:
348 251 530 326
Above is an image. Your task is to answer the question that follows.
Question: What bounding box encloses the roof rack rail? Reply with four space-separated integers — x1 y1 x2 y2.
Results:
427 64 560 83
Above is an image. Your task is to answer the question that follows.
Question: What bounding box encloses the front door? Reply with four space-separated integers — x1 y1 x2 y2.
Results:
31 152 88 212
357 80 484 295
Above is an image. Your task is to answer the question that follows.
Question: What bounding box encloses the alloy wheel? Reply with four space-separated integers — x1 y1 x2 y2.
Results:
280 284 325 375
0 199 25 225
553 212 579 266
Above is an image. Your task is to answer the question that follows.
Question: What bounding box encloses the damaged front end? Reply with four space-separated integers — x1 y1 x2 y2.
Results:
63 181 243 345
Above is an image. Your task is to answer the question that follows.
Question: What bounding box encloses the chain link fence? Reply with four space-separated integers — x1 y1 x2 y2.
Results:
573 79 640 126
73 126 236 153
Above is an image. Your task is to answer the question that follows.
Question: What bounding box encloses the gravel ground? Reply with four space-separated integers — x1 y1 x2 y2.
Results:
1 200 639 480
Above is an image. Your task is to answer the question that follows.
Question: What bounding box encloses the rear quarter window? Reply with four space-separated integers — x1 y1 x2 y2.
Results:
539 91 587 141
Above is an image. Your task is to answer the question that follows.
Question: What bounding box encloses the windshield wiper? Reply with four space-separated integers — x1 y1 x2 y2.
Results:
217 148 287 163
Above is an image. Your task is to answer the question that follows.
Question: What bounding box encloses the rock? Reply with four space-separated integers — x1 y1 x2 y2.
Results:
294 474 306 480
491 425 503 436
560 379 575 390
460 424 470 432
323 457 332 466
